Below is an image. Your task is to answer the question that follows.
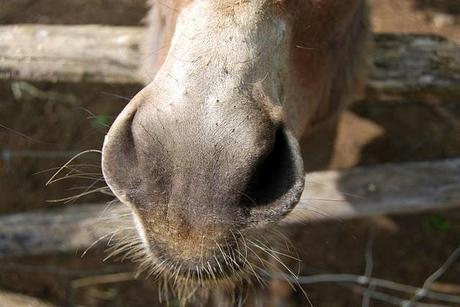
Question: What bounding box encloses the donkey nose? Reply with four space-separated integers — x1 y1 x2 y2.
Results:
241 126 305 227
101 92 304 230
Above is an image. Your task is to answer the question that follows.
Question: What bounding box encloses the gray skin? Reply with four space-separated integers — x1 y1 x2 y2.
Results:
102 0 369 286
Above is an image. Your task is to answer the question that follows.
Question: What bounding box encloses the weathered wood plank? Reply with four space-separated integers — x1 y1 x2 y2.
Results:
1 159 459 258
1 25 459 101
0 291 55 307
0 25 143 84
283 158 460 224
368 34 460 102
0 204 118 258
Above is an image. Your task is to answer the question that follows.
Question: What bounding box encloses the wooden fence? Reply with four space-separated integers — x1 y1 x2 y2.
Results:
0 25 459 257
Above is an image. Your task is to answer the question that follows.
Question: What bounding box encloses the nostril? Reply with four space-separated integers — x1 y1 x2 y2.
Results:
102 100 174 207
102 106 140 203
242 126 304 218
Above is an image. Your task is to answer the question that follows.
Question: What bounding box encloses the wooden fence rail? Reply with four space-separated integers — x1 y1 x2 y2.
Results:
0 25 459 102
1 158 459 258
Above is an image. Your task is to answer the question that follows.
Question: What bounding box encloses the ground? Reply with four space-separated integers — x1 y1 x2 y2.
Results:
0 1 459 306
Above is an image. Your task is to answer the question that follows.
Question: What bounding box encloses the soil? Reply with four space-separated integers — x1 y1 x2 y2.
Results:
0 1 459 306
372 0 460 43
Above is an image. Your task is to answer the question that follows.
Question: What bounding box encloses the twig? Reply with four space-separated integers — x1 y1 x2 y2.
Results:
285 274 460 305
353 286 449 307
362 226 376 307
404 245 460 306
71 272 137 289
0 262 130 278
431 282 460 295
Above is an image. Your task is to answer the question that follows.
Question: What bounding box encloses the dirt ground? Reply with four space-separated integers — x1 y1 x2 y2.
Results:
372 0 460 42
0 1 459 306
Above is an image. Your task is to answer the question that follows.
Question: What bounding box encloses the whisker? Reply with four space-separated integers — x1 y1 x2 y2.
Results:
46 186 110 204
33 163 101 175
46 149 102 186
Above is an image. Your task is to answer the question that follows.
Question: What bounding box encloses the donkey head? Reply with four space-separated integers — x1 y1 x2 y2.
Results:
102 0 368 288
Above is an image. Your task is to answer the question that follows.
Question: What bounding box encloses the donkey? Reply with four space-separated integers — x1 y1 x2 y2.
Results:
101 0 369 303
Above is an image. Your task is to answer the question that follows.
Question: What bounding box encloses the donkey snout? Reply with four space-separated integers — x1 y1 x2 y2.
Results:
101 87 304 267
102 99 304 230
